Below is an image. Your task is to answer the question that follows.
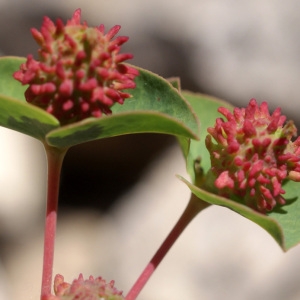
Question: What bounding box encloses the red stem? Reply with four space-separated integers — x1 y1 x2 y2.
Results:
125 194 209 300
40 145 67 300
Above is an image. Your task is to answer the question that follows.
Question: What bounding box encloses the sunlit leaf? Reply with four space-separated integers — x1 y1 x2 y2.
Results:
46 67 199 148
0 57 199 147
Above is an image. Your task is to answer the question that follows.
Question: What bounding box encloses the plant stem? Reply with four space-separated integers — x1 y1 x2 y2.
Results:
125 194 209 300
40 145 67 300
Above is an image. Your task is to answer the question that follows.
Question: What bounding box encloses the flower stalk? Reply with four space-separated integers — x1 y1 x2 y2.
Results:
125 194 209 300
41 145 67 299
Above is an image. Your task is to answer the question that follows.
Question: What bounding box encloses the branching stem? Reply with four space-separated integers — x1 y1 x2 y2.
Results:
125 194 209 300
40 145 67 300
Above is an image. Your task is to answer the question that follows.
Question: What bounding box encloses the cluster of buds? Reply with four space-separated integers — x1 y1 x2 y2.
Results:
205 99 300 213
14 9 138 125
46 274 124 300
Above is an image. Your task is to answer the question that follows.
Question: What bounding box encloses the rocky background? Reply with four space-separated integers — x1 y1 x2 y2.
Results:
1 1 300 299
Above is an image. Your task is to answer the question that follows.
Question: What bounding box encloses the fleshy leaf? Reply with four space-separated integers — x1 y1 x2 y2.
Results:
0 56 59 139
46 67 199 148
179 91 300 251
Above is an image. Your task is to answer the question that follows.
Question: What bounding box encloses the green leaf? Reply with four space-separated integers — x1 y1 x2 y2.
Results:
178 91 233 183
178 175 284 248
179 91 300 251
0 57 198 146
269 180 300 250
0 56 28 101
0 56 60 139
167 77 181 90
46 67 199 148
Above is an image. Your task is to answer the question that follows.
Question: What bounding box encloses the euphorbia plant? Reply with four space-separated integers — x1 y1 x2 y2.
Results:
1 7 300 300
0 8 198 300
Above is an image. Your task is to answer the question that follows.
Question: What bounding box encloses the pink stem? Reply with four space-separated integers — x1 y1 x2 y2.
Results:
125 194 209 300
41 145 67 299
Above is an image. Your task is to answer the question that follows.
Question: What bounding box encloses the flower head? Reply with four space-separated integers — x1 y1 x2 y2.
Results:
46 274 124 300
14 9 138 125
205 98 300 213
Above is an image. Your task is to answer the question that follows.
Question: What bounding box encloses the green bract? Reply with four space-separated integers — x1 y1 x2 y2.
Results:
0 56 199 148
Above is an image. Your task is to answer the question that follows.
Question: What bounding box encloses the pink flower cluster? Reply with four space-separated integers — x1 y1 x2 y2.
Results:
46 274 124 300
14 9 138 125
205 99 300 213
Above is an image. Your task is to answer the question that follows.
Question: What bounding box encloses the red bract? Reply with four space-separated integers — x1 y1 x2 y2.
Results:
14 9 138 125
46 274 124 300
205 98 300 213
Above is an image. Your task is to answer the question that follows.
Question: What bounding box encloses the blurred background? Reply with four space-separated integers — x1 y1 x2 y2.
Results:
1 0 300 299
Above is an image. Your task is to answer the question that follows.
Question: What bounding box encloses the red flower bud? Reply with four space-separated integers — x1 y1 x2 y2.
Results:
14 9 138 125
206 99 300 213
